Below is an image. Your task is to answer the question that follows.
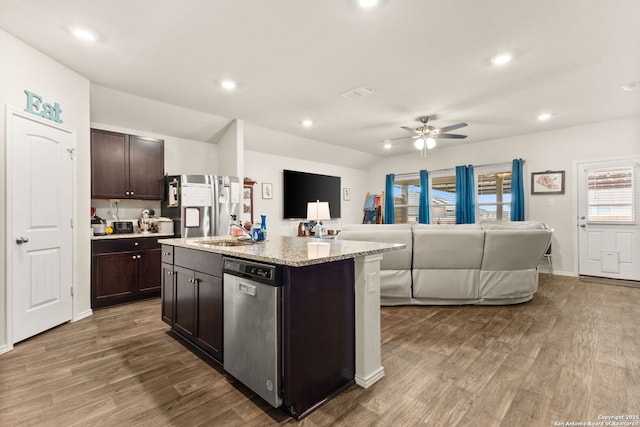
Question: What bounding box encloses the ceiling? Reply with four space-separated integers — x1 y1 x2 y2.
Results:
1 0 639 160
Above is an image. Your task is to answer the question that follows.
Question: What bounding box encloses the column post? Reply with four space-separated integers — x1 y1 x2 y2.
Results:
353 253 384 388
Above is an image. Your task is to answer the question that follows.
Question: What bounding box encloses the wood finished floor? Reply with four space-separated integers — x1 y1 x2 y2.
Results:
1 274 639 426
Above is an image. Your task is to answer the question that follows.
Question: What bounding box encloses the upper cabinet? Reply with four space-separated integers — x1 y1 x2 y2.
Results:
91 128 165 200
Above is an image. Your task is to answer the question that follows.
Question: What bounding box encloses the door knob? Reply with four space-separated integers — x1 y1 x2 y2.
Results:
16 237 29 244
580 224 586 228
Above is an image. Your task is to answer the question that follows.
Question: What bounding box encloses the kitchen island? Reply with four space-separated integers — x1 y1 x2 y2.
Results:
158 235 403 419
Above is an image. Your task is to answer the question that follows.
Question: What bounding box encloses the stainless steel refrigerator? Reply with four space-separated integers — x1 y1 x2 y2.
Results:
161 175 241 238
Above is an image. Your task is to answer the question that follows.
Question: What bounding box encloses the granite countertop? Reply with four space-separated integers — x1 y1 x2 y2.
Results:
92 232 175 241
158 235 405 267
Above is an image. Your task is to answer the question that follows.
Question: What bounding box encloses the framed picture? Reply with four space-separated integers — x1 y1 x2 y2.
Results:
262 182 273 199
343 187 351 201
531 170 565 195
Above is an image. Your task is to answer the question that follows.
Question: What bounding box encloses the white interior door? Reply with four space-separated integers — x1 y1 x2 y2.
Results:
7 110 74 343
577 158 640 281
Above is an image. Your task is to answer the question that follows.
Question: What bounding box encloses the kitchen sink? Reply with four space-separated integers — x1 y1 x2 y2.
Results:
195 239 255 247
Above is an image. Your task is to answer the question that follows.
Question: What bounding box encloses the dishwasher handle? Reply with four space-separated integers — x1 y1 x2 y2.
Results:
239 282 257 296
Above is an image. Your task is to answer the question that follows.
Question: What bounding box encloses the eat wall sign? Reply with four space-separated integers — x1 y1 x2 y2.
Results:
24 90 63 123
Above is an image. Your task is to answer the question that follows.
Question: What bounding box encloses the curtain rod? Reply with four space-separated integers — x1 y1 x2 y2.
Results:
392 159 524 177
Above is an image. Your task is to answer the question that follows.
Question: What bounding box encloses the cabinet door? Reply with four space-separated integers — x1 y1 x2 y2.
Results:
161 263 175 325
173 266 196 340
194 272 223 360
91 129 128 199
138 248 162 293
91 251 137 308
128 135 164 199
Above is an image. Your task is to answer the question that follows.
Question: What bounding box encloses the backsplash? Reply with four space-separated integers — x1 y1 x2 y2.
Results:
91 199 162 224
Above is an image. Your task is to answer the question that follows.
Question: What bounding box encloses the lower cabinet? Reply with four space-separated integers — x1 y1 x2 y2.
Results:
163 246 223 362
91 237 161 309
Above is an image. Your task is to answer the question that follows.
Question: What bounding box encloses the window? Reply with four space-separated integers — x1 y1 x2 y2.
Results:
393 175 420 223
587 166 634 223
476 169 512 221
431 173 456 224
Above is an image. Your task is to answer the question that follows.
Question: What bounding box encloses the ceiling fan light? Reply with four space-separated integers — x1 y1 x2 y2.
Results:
426 137 437 149
414 138 425 150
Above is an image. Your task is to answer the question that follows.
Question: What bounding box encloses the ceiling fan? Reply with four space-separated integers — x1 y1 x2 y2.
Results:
387 116 468 156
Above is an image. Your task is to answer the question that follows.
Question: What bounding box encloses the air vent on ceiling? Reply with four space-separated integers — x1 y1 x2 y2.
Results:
341 85 375 100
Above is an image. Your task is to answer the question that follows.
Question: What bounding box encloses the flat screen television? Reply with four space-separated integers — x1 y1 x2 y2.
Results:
283 169 341 219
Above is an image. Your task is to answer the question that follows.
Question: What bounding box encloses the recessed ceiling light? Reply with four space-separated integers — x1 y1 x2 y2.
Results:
220 79 237 90
383 141 392 149
491 53 512 66
72 28 95 42
301 119 313 127
359 0 378 8
537 112 552 121
622 82 639 91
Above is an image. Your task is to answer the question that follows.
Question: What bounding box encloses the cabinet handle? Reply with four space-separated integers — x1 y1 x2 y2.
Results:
125 191 130 195
163 252 171 255
137 255 141 259
130 191 134 195
134 242 139 246
167 271 173 276
132 255 137 260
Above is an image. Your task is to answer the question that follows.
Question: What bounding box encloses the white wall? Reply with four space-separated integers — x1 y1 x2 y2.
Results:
245 151 369 237
216 119 244 180
0 29 91 350
367 117 640 276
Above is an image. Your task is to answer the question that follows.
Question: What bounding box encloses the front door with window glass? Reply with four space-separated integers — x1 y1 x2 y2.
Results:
577 159 640 280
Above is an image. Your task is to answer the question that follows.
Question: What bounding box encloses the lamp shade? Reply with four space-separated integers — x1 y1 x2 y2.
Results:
306 201 331 221
432 206 446 218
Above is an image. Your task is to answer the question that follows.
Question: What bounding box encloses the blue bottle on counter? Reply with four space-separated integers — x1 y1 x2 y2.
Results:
260 215 267 240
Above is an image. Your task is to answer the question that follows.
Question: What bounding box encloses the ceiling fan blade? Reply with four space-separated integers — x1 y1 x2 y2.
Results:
401 126 420 134
386 135 421 141
436 123 468 133
437 133 467 139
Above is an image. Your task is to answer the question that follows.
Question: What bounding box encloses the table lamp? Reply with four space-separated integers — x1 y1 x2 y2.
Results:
306 200 331 238
433 206 446 224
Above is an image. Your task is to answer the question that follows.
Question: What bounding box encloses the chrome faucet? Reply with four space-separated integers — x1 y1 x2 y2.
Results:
230 222 252 239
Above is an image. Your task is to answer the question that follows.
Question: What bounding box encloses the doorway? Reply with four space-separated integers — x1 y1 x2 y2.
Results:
576 158 640 281
6 108 75 345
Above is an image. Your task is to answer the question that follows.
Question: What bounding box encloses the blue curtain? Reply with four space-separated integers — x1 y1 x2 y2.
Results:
511 158 525 221
455 165 475 224
418 170 430 224
384 174 395 224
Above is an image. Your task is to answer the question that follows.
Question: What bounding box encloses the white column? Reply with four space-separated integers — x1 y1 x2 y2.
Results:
353 253 384 388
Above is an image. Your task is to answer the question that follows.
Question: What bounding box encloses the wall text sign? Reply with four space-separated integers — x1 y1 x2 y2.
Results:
24 90 63 123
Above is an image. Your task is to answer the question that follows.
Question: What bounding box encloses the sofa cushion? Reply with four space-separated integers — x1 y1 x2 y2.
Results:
412 229 485 269
413 224 482 230
336 229 412 270
481 229 552 271
480 220 548 230
341 224 413 231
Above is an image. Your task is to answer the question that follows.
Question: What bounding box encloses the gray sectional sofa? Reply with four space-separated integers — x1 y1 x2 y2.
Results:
336 221 552 306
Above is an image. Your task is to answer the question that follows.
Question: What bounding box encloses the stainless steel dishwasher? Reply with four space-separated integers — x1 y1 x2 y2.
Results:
223 257 282 408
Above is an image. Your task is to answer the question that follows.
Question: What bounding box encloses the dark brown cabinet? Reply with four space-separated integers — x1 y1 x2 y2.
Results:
91 237 162 309
91 128 165 200
165 247 223 361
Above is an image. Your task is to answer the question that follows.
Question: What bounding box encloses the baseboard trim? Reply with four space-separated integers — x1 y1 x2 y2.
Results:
0 344 11 355
73 309 93 322
355 366 385 388
580 275 640 289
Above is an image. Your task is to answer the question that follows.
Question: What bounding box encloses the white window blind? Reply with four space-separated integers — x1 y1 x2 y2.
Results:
587 166 634 223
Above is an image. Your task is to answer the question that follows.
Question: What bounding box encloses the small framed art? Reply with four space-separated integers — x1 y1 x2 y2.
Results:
531 170 565 195
262 182 273 199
